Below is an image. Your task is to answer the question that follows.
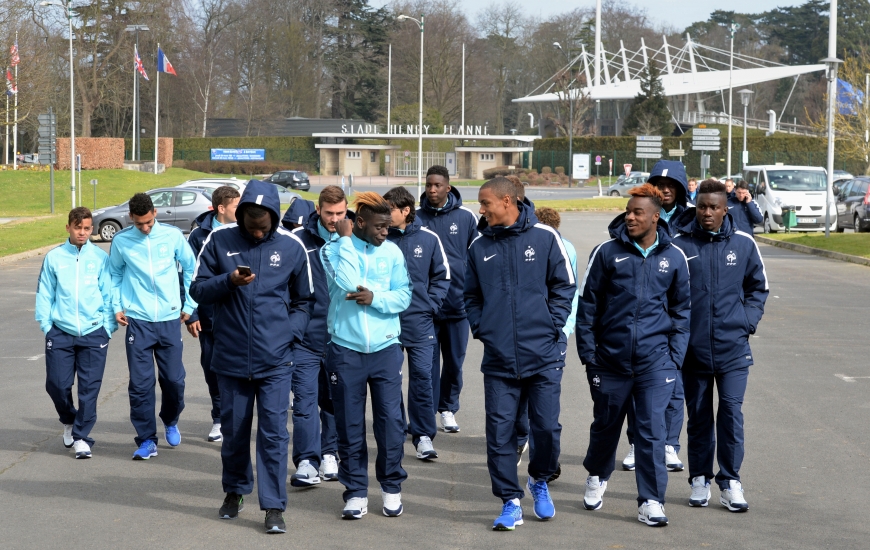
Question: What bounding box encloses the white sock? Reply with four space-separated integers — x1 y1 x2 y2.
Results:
510 498 521 506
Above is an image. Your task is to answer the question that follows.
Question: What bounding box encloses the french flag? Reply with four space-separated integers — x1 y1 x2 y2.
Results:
157 47 176 76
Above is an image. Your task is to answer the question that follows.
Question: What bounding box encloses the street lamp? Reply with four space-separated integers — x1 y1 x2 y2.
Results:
822 56 842 237
125 25 150 161
737 89 754 168
398 14 424 199
726 22 739 181
40 0 76 208
553 42 574 188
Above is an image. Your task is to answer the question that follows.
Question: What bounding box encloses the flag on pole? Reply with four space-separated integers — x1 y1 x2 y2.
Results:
10 41 19 67
156 48 176 76
5 67 16 95
134 45 149 81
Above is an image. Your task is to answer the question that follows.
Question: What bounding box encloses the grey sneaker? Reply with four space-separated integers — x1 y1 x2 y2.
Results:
342 497 368 519
208 422 222 442
290 459 321 487
319 454 339 481
720 480 749 512
63 424 74 448
416 436 438 460
622 444 635 470
689 476 711 507
665 445 684 471
583 476 607 510
73 440 91 459
638 500 668 526
440 411 460 433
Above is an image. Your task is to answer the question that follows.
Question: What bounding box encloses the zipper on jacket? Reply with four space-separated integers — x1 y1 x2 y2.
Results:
630 255 647 377
146 235 158 321
709 236 715 370
248 246 258 379
75 248 82 337
363 246 371 353
504 236 520 379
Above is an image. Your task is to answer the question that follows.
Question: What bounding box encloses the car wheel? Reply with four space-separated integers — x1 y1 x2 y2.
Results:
610 190 620 196
855 214 863 233
99 220 121 241
763 214 777 234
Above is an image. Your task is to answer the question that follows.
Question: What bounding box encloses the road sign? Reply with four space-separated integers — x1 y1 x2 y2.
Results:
636 153 662 159
692 135 721 142
595 155 602 165
669 149 686 156
38 110 57 165
692 145 721 151
636 135 663 141
693 128 720 136
624 164 632 177
636 147 662 153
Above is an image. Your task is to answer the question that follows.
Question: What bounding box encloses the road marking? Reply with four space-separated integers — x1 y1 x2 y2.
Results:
0 355 44 361
834 374 870 383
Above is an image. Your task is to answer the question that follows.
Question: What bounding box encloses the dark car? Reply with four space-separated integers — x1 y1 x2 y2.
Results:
91 187 213 241
834 177 870 233
267 170 311 191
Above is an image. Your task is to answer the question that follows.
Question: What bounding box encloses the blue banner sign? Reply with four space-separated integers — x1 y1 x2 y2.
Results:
210 148 266 161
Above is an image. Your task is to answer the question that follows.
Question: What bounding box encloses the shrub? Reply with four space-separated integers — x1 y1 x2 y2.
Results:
541 166 552 174
482 165 519 179
555 166 565 175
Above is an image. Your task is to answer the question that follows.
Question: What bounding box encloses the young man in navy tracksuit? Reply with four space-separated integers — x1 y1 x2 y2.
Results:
185 186 240 442
416 165 478 433
190 180 314 534
622 160 691 473
320 192 412 520
280 188 348 485
384 186 450 460
465 178 575 530
727 181 763 235
673 179 768 512
577 183 691 527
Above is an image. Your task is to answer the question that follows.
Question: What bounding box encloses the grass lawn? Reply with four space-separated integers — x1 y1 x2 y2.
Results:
762 232 870 258
0 216 68 257
535 197 628 211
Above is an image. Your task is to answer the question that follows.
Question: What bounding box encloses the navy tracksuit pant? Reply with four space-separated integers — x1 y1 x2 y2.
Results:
291 347 338 468
125 318 185 446
326 342 407 501
218 368 292 511
404 343 437 446
626 371 685 451
431 318 468 414
484 368 562 502
199 330 220 422
683 366 749 490
44 325 109 447
583 367 676 505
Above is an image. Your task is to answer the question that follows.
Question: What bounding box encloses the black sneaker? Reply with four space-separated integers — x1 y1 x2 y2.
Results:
219 492 244 519
547 463 562 483
264 509 286 533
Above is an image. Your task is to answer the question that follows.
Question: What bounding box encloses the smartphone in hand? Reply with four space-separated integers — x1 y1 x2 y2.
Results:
238 265 252 277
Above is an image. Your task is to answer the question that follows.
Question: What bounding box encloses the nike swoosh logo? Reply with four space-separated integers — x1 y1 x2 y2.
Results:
484 254 497 261
615 257 629 262
686 255 699 261
100 343 109 348
560 350 567 356
666 377 675 383
226 252 240 256
129 252 139 257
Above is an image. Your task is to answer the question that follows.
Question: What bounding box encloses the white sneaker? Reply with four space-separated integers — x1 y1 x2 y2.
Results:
638 500 668 526
622 444 635 471
665 445 684 471
440 411 460 433
415 436 438 460
583 476 607 510
319 454 339 481
720 480 749 512
382 492 403 517
290 459 321 487
689 476 711 507
208 423 222 442
342 497 368 519
517 440 529 466
62 424 74 448
72 440 91 459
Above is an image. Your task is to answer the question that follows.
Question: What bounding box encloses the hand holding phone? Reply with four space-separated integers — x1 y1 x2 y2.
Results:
231 265 255 286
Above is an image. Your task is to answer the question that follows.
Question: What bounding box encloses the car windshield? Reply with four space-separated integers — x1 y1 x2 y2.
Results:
766 170 827 191
297 172 308 179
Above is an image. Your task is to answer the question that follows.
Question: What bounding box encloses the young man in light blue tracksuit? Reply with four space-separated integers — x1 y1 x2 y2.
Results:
109 193 198 460
320 192 412 520
36 207 117 459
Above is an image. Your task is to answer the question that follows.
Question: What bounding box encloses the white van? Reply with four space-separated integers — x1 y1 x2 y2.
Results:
742 165 836 232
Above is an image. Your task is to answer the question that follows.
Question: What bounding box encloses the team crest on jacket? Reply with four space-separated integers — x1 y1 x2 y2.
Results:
592 374 601 387
85 260 97 274
524 246 536 262
270 251 281 267
128 334 135 344
46 339 53 350
726 251 737 266
449 223 458 235
659 258 669 273
157 243 170 259
414 245 423 258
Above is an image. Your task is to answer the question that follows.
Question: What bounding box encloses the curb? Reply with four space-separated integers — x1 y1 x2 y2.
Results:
755 235 870 268
0 244 59 265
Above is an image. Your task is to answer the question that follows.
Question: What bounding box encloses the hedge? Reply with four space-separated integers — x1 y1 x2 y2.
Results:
180 160 312 176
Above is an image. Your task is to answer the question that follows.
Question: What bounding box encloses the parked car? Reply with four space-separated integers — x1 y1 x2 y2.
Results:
613 171 649 185
91 187 213 241
266 170 311 191
175 178 247 194
833 177 870 232
833 170 854 180
607 173 650 196
743 165 836 233
273 184 302 205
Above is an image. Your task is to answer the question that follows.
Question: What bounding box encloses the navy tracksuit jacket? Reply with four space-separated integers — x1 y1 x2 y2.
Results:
387 218 450 444
465 203 576 501
577 215 691 504
416 187 478 414
673 209 769 489
190 179 314 511
726 193 763 236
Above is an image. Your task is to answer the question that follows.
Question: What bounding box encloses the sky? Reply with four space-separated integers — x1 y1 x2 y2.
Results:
371 0 807 31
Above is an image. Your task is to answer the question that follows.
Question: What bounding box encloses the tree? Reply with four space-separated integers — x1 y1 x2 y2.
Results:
623 59 672 136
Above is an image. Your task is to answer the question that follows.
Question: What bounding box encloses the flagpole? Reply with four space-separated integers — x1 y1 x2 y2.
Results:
4 93 8 165
132 46 136 162
154 44 159 175
13 32 18 171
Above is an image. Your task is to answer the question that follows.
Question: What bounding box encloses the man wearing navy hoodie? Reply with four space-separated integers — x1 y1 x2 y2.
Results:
416 165 478 433
673 179 768 513
465 177 575 530
190 180 314 534
577 183 691 527
186 185 240 443
384 186 450 461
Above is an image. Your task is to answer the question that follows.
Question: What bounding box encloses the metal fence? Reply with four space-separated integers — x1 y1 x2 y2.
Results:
394 152 446 177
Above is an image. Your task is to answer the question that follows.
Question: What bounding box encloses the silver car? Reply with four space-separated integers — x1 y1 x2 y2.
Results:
91 187 213 241
607 173 650 196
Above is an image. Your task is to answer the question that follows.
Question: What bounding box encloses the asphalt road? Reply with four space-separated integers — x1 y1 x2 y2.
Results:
0 213 868 549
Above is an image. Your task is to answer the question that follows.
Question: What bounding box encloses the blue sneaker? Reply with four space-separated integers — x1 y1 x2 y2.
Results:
132 441 158 460
527 477 555 520
165 425 181 447
492 500 523 531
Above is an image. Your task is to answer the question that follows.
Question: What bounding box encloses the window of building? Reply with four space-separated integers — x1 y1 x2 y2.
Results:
480 153 495 161
370 152 376 163
347 151 361 159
